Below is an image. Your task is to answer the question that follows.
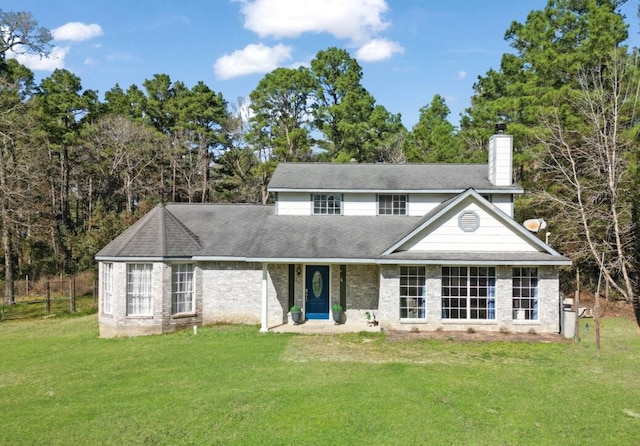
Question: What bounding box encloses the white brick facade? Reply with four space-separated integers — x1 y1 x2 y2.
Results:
99 261 563 337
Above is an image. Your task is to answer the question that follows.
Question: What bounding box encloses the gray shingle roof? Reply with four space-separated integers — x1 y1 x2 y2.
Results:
268 163 523 192
96 201 570 265
96 204 201 257
97 203 421 260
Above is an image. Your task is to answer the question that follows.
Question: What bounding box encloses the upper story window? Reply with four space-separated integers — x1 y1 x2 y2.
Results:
312 194 342 215
378 194 407 215
481 194 493 203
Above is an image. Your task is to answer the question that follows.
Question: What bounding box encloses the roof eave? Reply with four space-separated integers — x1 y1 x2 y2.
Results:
268 187 524 194
247 257 377 264
95 256 183 262
376 258 572 266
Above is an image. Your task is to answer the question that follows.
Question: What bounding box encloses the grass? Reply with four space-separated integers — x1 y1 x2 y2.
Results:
0 316 639 445
0 294 97 321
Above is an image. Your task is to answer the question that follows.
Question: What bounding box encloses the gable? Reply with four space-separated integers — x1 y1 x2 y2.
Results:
384 189 566 262
398 202 538 253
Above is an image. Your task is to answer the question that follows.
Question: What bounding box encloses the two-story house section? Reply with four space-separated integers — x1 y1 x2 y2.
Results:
271 132 518 218
96 129 571 337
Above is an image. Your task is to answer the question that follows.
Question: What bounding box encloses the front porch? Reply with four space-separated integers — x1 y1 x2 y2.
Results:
269 319 382 334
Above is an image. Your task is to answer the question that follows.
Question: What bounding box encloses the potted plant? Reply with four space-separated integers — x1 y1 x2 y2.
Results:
290 305 303 325
365 311 378 327
332 304 343 325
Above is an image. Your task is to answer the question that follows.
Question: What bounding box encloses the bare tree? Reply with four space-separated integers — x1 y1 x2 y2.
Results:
379 129 407 164
0 63 46 304
0 11 50 304
84 115 165 215
536 50 637 325
0 9 51 60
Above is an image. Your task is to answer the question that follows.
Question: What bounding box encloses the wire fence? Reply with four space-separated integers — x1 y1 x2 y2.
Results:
0 273 98 321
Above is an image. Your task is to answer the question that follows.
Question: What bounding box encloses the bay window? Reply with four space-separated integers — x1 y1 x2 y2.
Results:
127 264 152 316
102 263 113 314
172 264 195 314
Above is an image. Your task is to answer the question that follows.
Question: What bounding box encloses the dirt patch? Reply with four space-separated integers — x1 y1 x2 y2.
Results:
281 328 568 365
576 295 636 319
384 329 565 343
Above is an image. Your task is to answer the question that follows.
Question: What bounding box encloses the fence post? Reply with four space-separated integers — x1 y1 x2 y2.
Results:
69 276 76 313
46 282 51 316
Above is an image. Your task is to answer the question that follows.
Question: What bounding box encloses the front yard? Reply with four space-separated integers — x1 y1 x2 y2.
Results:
0 314 639 445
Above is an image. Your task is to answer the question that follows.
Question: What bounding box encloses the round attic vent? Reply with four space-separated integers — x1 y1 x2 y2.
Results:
459 211 480 232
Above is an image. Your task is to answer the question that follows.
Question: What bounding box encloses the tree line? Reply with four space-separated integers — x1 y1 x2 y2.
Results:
1 2 639 326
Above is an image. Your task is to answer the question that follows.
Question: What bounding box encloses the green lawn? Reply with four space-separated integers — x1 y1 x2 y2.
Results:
1 316 639 445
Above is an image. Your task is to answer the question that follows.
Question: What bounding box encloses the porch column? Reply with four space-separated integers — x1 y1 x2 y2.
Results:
260 263 268 332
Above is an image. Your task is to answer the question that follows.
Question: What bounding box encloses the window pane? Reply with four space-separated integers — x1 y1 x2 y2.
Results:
399 266 426 319
127 264 152 315
102 263 113 314
379 194 407 215
313 194 342 215
172 264 194 314
442 266 495 320
512 268 538 320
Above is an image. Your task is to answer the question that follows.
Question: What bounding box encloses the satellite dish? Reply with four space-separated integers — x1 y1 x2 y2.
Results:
523 218 547 233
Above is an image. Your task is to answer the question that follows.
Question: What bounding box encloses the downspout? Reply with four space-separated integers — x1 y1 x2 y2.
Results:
260 263 268 332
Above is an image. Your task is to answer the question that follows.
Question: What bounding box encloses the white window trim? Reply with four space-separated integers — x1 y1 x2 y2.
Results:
512 267 539 321
126 263 153 316
311 193 343 215
378 194 408 215
171 263 196 316
441 266 496 321
101 262 113 315
399 266 427 320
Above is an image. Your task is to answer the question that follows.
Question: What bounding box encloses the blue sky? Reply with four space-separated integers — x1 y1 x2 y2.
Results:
9 1 639 128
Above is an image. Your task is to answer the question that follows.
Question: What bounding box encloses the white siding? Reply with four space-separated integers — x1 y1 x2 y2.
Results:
408 194 453 216
402 203 538 252
343 193 376 215
491 194 513 217
275 191 515 218
276 192 311 215
488 134 513 186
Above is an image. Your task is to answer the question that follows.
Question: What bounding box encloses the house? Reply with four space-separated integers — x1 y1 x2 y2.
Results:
95 129 571 337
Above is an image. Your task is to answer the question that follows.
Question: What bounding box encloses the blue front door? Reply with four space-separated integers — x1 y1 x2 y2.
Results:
306 265 329 319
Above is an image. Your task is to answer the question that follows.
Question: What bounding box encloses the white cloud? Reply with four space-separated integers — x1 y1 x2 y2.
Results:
214 43 292 80
53 22 103 42
355 39 403 62
457 71 467 80
239 0 389 43
11 46 69 71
